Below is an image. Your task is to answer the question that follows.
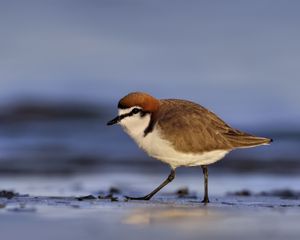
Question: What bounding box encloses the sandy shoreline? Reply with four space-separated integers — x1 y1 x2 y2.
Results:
0 172 300 240
1 193 300 240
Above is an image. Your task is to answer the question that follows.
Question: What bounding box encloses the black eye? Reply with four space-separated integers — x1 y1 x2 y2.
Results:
132 108 140 114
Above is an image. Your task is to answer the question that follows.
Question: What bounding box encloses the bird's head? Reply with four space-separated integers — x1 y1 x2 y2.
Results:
107 92 160 135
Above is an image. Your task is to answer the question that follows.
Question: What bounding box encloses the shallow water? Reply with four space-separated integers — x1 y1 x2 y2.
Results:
0 117 299 175
0 170 300 199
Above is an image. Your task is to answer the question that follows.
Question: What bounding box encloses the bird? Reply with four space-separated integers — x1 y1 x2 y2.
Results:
107 92 272 204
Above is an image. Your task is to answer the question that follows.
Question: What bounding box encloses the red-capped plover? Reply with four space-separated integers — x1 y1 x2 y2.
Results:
107 92 272 204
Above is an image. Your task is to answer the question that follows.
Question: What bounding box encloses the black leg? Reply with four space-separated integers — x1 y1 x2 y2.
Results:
201 166 210 204
125 169 176 200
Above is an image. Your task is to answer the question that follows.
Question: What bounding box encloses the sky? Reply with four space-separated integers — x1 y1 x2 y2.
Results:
0 0 300 125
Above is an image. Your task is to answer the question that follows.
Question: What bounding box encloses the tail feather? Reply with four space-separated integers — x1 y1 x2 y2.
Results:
224 130 273 149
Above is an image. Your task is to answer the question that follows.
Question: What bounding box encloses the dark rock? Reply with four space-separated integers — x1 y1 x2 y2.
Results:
227 190 252 197
98 193 119 202
176 187 189 198
109 187 121 194
76 195 97 201
0 190 19 199
258 189 300 199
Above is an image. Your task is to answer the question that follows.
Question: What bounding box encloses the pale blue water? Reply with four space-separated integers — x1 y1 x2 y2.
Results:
0 115 298 174
0 0 300 174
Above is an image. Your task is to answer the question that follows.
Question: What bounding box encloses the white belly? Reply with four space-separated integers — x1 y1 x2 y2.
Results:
124 124 229 169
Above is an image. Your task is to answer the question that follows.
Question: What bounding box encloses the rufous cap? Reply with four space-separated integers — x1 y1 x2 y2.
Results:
118 92 160 112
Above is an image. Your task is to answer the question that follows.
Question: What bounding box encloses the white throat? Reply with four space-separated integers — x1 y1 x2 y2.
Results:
118 107 151 142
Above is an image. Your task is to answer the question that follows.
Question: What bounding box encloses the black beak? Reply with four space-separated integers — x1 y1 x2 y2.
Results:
107 116 121 126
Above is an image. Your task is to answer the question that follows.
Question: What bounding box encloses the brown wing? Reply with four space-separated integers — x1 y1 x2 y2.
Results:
156 99 271 153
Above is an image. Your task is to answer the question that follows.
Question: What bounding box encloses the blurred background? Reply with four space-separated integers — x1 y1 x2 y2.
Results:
0 0 299 193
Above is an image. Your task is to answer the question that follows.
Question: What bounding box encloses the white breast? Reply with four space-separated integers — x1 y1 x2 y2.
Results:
118 108 229 169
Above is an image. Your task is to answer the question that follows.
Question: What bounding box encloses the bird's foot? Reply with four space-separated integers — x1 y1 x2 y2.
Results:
201 197 210 204
125 195 151 201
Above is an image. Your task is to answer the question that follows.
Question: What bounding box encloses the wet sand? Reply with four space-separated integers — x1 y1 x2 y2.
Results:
0 172 300 240
1 193 300 240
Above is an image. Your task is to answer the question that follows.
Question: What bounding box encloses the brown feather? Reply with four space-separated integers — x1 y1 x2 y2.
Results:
155 99 271 153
